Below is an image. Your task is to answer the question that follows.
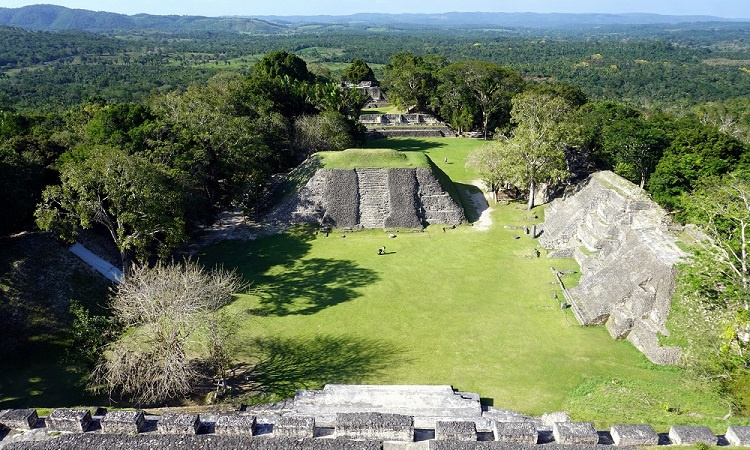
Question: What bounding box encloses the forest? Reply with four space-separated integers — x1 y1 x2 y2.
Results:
2 13 750 412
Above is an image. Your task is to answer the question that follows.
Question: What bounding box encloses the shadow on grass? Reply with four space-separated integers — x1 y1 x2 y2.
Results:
0 342 105 409
455 183 489 224
231 334 407 400
249 257 379 316
199 225 379 317
364 138 448 152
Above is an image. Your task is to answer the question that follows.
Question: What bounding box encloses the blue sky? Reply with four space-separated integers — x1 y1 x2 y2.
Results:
2 0 749 19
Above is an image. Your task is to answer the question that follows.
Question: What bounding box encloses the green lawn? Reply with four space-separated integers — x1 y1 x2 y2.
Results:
199 137 747 431
317 148 430 169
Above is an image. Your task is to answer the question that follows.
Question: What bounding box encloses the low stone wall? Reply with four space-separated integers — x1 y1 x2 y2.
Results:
366 129 453 139
359 114 442 126
539 171 684 365
334 412 414 441
0 383 742 449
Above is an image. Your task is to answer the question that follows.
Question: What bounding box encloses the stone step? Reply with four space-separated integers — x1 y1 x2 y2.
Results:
294 385 482 429
356 169 389 228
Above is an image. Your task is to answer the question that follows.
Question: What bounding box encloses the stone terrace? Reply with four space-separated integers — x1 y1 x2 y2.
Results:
539 171 684 365
0 384 742 449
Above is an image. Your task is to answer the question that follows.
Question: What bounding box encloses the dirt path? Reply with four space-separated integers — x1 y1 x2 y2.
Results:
468 180 493 231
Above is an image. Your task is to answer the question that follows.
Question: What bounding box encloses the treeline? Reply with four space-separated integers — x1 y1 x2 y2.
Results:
2 51 367 267
2 25 750 111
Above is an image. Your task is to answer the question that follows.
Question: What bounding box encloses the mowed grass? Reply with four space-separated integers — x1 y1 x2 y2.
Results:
199 137 744 430
318 148 430 169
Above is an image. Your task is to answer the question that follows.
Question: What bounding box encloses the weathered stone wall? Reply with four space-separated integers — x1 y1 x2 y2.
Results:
366 129 453 138
416 168 466 226
385 169 422 228
322 169 359 228
279 166 464 229
539 171 684 365
359 114 442 126
1 384 740 449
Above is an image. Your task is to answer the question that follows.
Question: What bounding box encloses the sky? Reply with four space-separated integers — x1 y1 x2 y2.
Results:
1 0 749 19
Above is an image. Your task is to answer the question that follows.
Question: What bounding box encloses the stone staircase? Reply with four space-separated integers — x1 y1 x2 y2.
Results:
356 169 389 229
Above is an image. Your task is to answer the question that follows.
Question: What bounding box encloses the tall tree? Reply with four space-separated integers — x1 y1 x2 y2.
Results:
471 92 581 209
35 146 186 273
648 121 748 210
457 61 523 139
383 52 441 112
251 50 312 83
600 118 667 188
673 173 750 411
343 58 377 85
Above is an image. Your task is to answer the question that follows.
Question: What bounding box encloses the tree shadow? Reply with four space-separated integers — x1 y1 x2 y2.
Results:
248 257 379 316
364 138 448 152
199 225 379 317
229 334 407 400
455 182 489 224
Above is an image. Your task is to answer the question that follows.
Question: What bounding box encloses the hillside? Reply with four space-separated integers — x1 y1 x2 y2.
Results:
0 5 745 34
0 4 287 33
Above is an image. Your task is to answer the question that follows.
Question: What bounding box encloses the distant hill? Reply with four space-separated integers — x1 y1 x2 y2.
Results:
0 4 288 33
260 11 746 27
0 5 745 34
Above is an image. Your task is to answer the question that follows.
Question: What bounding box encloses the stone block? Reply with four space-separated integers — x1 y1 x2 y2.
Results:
46 408 92 433
157 413 200 434
492 421 537 444
552 421 598 445
273 415 315 438
610 424 658 446
100 410 145 434
335 412 413 441
0 409 38 430
540 411 570 426
669 425 717 445
214 413 257 436
435 421 476 441
726 426 750 446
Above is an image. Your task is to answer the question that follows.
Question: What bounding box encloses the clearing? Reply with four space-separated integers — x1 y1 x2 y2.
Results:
198 137 744 431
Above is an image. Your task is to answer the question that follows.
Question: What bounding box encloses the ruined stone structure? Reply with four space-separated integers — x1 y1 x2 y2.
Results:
275 167 465 229
342 81 388 109
539 171 684 365
360 114 455 138
2 384 746 449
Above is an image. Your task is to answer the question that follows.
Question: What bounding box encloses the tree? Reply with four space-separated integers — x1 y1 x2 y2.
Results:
293 111 356 156
481 91 581 209
35 146 186 273
343 58 377 85
466 143 511 202
600 118 667 188
648 121 748 210
673 173 750 411
251 50 312 83
383 52 442 112
94 260 244 405
450 61 523 139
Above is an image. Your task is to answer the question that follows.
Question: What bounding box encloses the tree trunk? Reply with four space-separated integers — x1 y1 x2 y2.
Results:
120 249 133 280
527 180 535 210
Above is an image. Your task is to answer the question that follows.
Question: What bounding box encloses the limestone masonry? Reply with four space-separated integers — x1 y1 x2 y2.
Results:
1 384 745 449
277 167 465 229
539 171 684 365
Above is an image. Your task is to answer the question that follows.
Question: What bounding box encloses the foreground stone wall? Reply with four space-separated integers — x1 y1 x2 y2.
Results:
539 171 684 365
278 166 464 229
3 384 745 449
